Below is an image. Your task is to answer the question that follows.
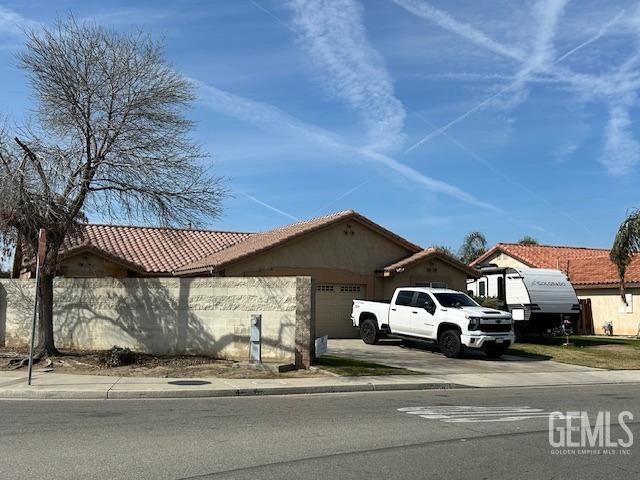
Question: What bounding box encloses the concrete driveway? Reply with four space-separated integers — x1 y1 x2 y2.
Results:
328 339 598 375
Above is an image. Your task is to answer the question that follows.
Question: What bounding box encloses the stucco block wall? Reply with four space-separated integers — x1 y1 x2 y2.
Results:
577 288 640 336
0 277 313 366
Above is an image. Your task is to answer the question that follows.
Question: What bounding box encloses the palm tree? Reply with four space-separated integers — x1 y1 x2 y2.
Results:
459 231 487 264
518 235 539 245
610 209 640 302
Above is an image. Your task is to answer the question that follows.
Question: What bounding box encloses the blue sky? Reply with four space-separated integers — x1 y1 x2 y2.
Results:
1 0 639 251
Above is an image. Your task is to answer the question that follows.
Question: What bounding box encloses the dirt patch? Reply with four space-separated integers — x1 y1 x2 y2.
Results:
0 348 327 379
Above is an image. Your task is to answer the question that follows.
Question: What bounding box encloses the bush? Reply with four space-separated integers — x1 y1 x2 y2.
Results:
472 296 506 310
98 346 138 368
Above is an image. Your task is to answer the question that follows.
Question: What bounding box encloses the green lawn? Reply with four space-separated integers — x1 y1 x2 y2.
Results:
509 336 640 370
314 355 421 376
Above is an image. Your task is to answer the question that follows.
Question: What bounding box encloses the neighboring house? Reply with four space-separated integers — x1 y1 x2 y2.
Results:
471 243 640 336
21 210 479 339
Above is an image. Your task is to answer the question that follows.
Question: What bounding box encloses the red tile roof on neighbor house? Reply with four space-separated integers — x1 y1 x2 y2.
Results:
567 255 640 288
53 224 254 274
176 209 423 274
470 243 609 269
380 248 481 278
471 242 640 289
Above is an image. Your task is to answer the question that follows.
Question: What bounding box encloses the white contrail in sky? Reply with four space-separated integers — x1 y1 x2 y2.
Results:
402 3 624 154
241 193 300 221
194 79 498 211
287 0 406 151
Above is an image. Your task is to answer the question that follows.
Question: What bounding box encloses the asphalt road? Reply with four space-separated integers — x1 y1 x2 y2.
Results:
1 385 639 480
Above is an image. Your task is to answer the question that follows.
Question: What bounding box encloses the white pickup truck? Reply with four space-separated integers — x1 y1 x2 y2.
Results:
351 287 515 358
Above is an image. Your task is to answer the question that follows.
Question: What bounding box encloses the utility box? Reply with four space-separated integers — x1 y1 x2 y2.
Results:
249 314 262 363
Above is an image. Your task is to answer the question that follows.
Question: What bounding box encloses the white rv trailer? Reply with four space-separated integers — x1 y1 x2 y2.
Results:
466 265 580 332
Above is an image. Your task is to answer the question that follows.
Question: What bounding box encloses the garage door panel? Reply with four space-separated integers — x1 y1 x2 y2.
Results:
315 284 365 339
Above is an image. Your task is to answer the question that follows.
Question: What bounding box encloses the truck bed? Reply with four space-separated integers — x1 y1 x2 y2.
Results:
351 299 390 328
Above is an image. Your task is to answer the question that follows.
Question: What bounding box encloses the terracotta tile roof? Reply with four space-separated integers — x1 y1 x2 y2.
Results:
176 210 422 274
380 248 481 278
54 224 253 274
470 243 609 269
567 255 640 288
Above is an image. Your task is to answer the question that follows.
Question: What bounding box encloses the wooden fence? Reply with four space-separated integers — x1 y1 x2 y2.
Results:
575 298 595 335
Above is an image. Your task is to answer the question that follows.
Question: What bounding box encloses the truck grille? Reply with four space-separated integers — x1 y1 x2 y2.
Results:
479 323 512 333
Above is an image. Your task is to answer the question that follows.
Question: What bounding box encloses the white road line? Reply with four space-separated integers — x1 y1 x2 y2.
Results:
398 406 561 423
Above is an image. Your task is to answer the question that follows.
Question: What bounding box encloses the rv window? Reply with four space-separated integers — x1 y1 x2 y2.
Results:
479 281 486 297
395 290 414 306
497 277 505 299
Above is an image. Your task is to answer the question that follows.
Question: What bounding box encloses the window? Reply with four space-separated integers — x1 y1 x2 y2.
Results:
479 281 486 297
413 292 435 311
434 292 479 308
497 277 505 299
317 285 334 292
414 281 448 288
340 285 361 292
395 290 414 306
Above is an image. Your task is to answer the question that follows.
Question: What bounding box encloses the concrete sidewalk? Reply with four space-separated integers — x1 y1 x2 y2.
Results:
2 368 640 399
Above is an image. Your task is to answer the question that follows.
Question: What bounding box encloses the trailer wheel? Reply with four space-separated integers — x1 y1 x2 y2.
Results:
360 319 380 345
484 344 508 359
438 329 463 358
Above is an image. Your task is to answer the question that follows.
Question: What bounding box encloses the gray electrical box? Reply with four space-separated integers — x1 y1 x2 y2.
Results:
250 314 262 363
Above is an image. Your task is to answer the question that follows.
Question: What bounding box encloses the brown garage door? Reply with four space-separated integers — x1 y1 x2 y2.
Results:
315 284 365 339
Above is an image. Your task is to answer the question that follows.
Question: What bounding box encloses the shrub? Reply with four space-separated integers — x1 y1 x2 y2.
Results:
98 346 138 368
472 296 506 310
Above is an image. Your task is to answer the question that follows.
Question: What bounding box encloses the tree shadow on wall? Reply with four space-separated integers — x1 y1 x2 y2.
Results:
1 277 299 361
55 277 297 360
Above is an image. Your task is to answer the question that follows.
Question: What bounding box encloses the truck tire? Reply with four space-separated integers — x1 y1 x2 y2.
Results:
360 319 380 345
438 329 464 358
484 344 508 359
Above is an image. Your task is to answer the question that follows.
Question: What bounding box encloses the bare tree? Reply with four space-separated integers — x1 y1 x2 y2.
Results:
0 17 226 355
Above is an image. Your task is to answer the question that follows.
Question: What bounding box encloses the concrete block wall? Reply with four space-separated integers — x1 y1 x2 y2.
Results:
0 277 313 366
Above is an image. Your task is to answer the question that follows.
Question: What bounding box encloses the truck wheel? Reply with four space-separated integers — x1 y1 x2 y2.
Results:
360 319 380 345
438 329 463 358
484 344 508 359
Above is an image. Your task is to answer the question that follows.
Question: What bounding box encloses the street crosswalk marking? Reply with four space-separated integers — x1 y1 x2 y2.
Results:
397 406 554 423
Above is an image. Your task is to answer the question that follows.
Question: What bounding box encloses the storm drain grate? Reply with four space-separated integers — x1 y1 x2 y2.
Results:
167 380 211 386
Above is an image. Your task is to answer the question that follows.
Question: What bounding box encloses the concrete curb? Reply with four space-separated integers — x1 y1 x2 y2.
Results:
0 382 464 400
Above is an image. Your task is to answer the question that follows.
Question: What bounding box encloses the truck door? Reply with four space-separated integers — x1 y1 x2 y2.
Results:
412 292 437 338
390 289 415 335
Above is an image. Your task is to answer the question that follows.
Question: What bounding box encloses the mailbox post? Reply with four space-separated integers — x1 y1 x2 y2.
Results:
250 314 261 363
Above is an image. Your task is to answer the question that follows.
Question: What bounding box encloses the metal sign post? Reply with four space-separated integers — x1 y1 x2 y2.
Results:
27 228 46 386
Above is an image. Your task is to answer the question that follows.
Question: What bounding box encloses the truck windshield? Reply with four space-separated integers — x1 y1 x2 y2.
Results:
434 293 478 308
